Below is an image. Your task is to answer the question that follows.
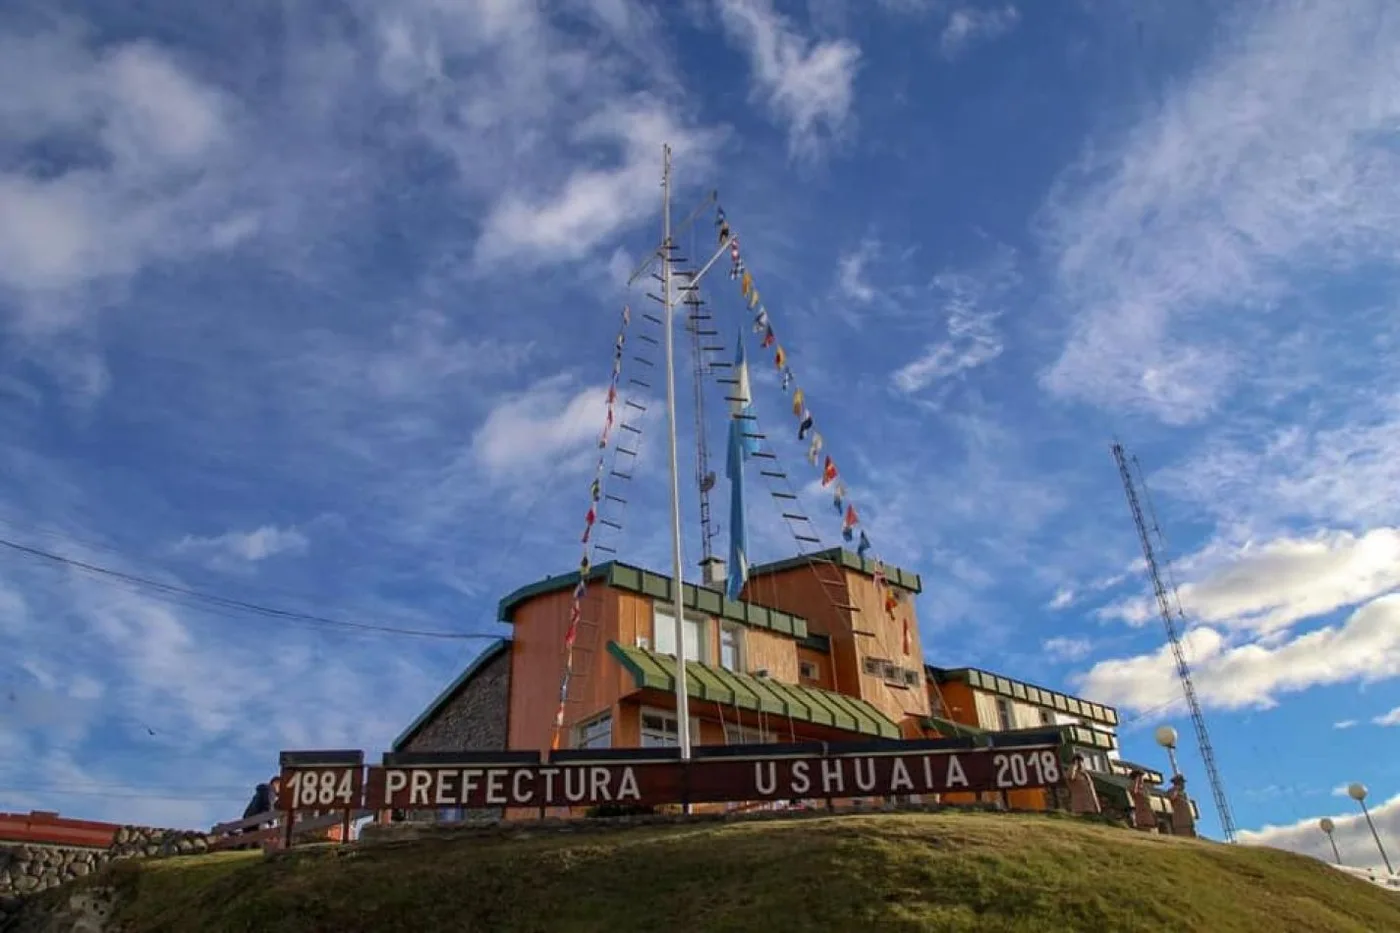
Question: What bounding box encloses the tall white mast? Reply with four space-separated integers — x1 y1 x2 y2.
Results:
660 144 693 760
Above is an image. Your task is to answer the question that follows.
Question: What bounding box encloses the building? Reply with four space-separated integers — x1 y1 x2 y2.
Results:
391 548 1193 826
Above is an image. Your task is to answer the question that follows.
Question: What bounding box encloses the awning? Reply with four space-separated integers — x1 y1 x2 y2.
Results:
606 642 900 739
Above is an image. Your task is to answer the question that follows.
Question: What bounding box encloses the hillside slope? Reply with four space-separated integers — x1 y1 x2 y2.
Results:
6 811 1399 933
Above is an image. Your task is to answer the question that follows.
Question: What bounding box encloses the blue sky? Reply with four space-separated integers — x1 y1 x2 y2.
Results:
1 0 1397 871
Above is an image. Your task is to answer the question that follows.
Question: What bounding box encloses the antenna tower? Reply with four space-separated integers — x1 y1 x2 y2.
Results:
681 270 720 562
1112 442 1237 843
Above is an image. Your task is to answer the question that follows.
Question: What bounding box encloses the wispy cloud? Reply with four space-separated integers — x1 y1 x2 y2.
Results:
1042 636 1092 662
174 526 309 567
1374 706 1400 727
940 6 1021 60
891 252 1016 395
1333 720 1358 730
715 0 861 160
1039 0 1400 423
836 238 879 304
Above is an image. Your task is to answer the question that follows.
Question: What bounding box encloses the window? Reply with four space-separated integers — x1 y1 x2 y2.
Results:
799 660 819 681
995 697 1014 731
653 606 708 663
575 713 612 750
723 722 774 744
640 708 701 748
719 623 744 672
1039 708 1055 727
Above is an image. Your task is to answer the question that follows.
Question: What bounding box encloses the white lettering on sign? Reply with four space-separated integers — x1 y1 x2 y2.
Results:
513 769 533 801
384 770 407 805
617 767 639 800
409 770 432 806
821 758 844 794
853 759 877 793
790 761 811 795
755 762 777 795
945 755 967 788
889 758 913 792
994 751 1061 789
486 769 507 805
284 768 356 808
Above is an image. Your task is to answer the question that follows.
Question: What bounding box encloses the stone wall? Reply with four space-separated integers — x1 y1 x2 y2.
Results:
0 825 214 917
400 645 510 753
397 645 511 823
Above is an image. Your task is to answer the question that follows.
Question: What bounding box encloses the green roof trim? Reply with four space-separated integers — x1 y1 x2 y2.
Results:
497 562 810 639
919 715 1104 752
927 665 1119 728
746 547 923 594
392 639 511 751
607 641 899 739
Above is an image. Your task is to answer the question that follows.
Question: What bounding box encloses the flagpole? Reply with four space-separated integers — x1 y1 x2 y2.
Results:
660 143 693 763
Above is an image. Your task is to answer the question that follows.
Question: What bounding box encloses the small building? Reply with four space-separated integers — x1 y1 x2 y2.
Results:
391 548 1196 826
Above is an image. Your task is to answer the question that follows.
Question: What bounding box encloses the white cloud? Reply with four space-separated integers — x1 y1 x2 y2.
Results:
1075 594 1400 714
715 0 861 160
0 28 246 333
470 376 612 481
1099 528 1400 635
940 6 1021 60
836 239 878 304
1239 791 1400 877
1156 398 1400 533
1333 720 1357 730
1043 636 1091 662
891 265 1008 393
175 526 309 565
1040 0 1400 422
1046 587 1075 610
1374 707 1400 727
473 99 724 268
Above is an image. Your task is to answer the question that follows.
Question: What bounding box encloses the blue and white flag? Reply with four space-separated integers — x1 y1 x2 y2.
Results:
727 332 755 600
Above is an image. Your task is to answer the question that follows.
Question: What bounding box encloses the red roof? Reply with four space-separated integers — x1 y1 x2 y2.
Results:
0 810 122 848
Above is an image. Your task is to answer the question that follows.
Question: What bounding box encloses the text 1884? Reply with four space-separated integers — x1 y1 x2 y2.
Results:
283 768 358 809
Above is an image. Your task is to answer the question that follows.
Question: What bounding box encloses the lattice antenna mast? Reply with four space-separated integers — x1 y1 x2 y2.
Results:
681 270 720 562
1111 442 1237 843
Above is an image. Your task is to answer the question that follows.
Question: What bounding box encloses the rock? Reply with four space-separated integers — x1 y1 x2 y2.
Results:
71 861 91 877
14 875 38 892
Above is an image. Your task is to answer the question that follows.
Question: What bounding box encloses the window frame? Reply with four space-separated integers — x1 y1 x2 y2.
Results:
995 696 1014 731
575 712 613 750
799 659 819 681
639 706 702 748
652 604 711 664
719 621 745 672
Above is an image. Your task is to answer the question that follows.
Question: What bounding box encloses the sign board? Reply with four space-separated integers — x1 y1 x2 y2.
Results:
365 743 1061 810
277 736 1066 813
278 749 365 814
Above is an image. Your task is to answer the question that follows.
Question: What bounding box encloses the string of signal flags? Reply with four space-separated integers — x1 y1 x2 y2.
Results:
715 206 911 650
552 304 634 750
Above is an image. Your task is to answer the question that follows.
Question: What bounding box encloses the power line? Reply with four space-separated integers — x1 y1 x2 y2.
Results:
0 535 496 642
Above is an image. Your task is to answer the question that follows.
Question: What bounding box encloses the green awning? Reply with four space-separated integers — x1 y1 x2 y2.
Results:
607 642 900 739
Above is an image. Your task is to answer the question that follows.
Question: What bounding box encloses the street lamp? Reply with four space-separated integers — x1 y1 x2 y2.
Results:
1154 724 1181 778
1346 783 1394 876
1318 817 1342 866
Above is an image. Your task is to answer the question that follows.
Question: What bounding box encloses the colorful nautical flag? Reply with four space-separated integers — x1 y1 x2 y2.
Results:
798 411 814 440
841 504 858 541
821 456 838 487
857 530 871 559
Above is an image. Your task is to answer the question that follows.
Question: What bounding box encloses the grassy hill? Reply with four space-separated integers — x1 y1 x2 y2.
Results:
7 810 1399 933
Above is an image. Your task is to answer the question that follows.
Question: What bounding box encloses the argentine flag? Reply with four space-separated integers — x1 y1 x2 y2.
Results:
727 332 757 600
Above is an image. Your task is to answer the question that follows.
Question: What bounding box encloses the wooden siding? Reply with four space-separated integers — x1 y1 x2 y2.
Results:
507 583 628 752
739 564 857 693
796 645 832 689
843 571 930 723
929 680 978 725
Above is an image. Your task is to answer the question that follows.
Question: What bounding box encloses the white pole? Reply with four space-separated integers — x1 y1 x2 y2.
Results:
660 143 692 761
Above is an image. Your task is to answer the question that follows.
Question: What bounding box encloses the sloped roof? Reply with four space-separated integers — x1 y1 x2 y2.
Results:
606 641 900 739
497 561 810 638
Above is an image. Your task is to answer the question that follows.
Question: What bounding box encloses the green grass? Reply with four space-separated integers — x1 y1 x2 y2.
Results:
15 812 1400 932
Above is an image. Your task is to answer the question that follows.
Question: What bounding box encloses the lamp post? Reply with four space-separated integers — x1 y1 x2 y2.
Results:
1318 817 1342 866
1154 724 1181 778
1346 783 1394 876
